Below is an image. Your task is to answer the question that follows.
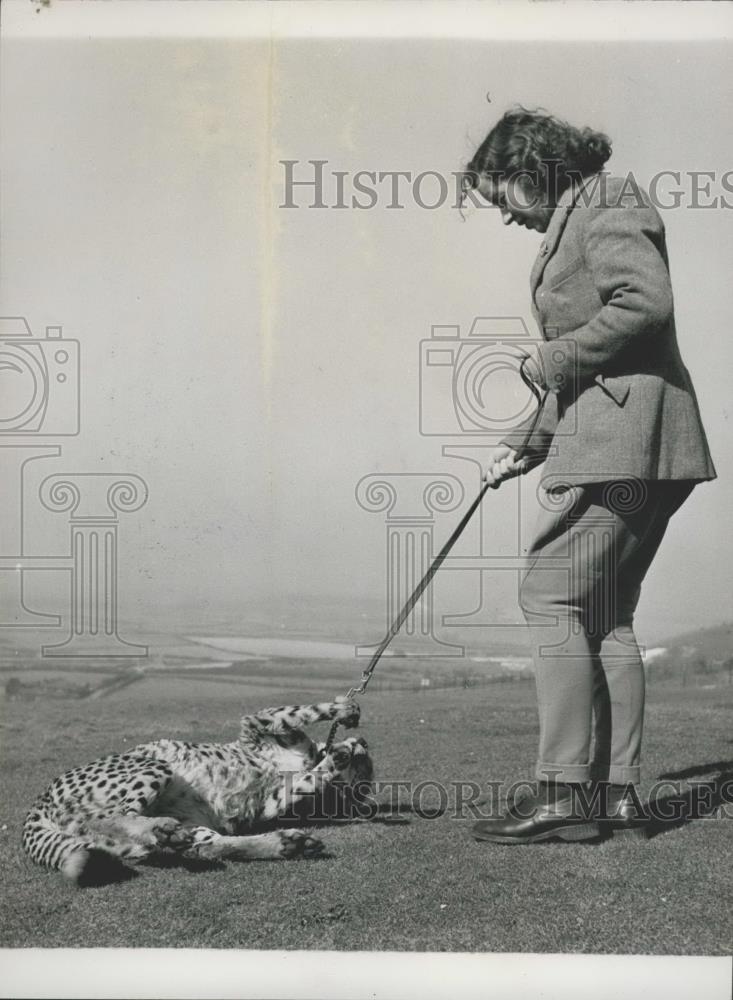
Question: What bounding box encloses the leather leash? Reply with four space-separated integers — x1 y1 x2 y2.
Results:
322 362 549 754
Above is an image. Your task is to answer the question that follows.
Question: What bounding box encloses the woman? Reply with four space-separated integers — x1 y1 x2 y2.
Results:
463 109 716 844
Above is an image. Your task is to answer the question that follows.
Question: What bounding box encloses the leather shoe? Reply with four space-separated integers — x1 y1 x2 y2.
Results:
472 782 601 845
593 782 648 838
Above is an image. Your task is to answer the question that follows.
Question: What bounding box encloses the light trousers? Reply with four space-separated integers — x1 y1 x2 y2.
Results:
519 479 695 785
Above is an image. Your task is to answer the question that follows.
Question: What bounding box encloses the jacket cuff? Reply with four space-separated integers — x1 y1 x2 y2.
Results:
535 339 578 394
498 436 549 464
520 353 545 389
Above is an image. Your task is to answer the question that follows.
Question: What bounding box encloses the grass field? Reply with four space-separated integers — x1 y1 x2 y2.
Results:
1 672 731 954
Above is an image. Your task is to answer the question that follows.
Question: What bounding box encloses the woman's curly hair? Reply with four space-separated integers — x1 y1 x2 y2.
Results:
462 106 611 206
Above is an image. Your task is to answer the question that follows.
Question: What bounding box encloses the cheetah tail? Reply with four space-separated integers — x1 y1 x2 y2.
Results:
22 812 124 886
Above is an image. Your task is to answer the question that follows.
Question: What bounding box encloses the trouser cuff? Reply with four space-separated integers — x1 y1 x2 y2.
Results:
590 762 641 785
535 761 592 784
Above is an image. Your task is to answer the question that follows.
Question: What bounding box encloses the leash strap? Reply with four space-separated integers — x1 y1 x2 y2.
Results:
323 361 549 753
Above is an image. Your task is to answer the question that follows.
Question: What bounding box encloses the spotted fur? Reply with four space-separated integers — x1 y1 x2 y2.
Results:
22 698 373 885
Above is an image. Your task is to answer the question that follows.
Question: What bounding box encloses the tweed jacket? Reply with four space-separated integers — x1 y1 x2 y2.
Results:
502 173 717 486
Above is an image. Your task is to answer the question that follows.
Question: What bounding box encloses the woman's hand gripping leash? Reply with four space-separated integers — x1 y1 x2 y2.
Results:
321 356 549 757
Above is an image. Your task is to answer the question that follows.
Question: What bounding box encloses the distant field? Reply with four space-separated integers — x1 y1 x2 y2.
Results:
1 670 731 953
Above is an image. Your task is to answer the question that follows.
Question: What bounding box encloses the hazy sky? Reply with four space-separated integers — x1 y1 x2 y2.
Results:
2 7 732 645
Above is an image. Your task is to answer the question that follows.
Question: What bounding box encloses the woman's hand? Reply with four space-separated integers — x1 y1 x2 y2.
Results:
483 444 530 487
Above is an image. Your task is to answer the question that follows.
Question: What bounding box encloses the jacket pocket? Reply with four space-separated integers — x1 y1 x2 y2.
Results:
595 373 631 406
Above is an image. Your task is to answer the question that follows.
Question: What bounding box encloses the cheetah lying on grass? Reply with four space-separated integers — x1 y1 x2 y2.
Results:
23 698 373 886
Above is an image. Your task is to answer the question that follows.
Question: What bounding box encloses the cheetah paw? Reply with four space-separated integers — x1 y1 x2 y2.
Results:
278 829 326 859
150 817 185 847
166 825 198 851
333 697 360 730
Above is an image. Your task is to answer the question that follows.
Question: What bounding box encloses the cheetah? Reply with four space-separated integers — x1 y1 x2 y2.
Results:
22 697 373 886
